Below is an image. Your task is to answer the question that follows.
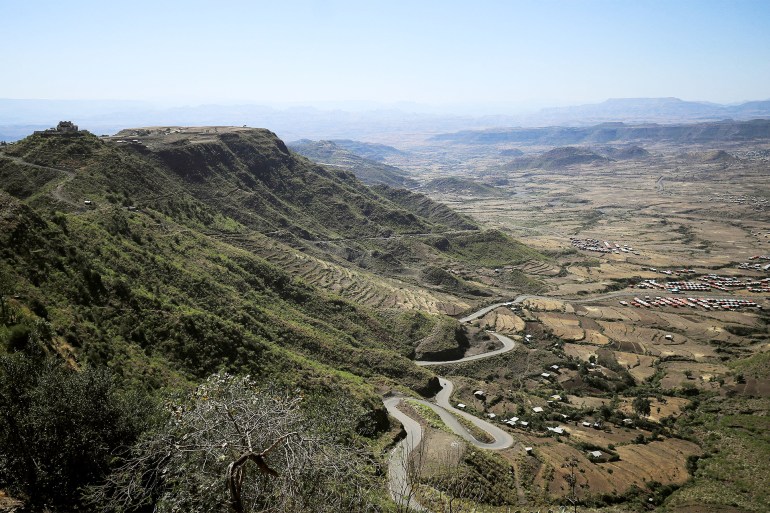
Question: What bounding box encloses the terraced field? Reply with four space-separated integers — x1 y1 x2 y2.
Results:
210 231 472 315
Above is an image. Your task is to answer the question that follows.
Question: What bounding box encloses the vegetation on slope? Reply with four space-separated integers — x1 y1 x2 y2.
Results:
0 126 551 511
426 229 547 268
288 139 417 188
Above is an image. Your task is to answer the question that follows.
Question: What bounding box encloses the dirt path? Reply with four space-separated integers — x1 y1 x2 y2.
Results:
0 154 78 206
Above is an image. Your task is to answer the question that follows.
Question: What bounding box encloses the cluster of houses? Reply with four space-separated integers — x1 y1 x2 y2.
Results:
738 255 770 272
736 149 770 162
642 267 697 277
461 387 643 463
709 193 769 211
636 273 770 293
697 274 770 292
623 296 761 310
570 238 637 255
636 279 710 292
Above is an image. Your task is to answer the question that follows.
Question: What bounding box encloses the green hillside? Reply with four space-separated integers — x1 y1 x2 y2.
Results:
288 139 417 188
0 126 551 510
0 128 546 387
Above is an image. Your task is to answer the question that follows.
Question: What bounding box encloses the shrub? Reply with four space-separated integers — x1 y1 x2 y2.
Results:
0 354 153 509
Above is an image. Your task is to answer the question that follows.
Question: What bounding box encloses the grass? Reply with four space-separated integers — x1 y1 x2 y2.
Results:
406 400 451 433
427 229 548 268
667 412 770 512
452 412 496 444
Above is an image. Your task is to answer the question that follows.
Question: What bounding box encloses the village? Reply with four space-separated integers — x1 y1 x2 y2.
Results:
708 192 769 211
455 373 643 465
623 295 761 310
635 274 770 293
570 237 638 255
738 254 770 271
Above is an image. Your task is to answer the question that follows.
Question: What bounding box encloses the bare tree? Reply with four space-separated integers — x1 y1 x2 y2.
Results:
392 433 427 513
562 456 581 513
87 372 378 513
419 441 484 513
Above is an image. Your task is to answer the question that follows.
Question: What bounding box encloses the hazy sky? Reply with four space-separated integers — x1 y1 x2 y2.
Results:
2 0 769 109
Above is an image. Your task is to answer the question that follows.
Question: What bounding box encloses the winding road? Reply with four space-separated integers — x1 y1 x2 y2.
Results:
414 332 516 367
384 306 520 510
384 290 735 509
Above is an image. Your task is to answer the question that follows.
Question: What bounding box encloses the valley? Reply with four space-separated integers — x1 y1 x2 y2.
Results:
343 126 770 512
1 122 769 513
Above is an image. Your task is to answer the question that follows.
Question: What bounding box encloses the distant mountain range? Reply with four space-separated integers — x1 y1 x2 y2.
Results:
432 119 770 146
527 97 770 125
1 97 769 143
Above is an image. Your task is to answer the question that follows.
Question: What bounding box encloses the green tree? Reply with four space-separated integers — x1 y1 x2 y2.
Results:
0 353 152 510
632 395 652 417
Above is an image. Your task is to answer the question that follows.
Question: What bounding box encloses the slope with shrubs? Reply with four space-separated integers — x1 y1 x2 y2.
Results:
288 139 417 188
0 126 551 510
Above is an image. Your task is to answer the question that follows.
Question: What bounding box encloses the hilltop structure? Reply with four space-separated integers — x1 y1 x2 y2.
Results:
34 121 80 136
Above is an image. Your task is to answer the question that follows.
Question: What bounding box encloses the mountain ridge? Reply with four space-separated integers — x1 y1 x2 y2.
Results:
432 119 770 146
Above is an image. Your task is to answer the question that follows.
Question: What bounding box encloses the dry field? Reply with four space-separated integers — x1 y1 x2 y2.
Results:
388 140 770 510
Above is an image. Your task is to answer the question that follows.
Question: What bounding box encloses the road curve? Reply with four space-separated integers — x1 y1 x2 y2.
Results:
385 308 519 510
383 397 426 511
387 288 713 509
430 377 513 449
415 332 516 367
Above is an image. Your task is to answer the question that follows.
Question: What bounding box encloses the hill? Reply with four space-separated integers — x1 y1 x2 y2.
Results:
683 149 739 164
0 126 546 387
507 146 611 170
594 145 651 160
0 125 556 509
422 176 506 197
288 139 417 188
370 184 479 230
329 139 408 162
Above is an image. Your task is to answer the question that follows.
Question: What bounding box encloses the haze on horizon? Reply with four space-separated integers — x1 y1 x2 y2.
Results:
1 0 770 114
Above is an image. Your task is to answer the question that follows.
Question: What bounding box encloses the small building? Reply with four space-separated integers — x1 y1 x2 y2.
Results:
486 413 496 419
473 390 486 399
588 450 603 459
541 372 552 379
550 394 562 401
456 403 466 409
35 121 80 136
532 406 544 413
525 447 533 454
56 121 79 132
